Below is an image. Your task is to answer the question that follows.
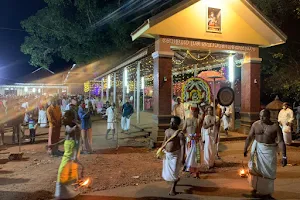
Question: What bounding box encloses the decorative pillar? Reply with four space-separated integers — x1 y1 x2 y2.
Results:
101 79 104 102
136 61 141 124
113 72 117 103
152 51 174 145
239 57 262 134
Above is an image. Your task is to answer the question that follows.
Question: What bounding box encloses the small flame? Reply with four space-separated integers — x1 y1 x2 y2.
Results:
239 169 248 178
80 178 90 186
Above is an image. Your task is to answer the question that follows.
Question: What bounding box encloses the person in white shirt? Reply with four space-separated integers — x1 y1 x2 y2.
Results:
220 105 232 136
38 106 48 128
106 103 116 140
21 101 29 111
84 97 89 109
61 97 68 110
278 102 294 145
202 106 220 169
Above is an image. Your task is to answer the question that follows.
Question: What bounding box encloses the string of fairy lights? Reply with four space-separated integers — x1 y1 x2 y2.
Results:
89 51 243 95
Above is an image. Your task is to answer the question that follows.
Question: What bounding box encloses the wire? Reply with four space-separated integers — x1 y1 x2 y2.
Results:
0 27 25 32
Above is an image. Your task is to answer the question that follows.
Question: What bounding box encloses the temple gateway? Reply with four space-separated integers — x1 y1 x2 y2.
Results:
92 0 287 145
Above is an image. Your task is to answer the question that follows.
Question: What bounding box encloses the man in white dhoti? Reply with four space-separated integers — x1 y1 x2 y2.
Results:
202 106 220 169
105 103 117 140
220 105 231 136
183 107 203 178
161 116 185 196
278 102 294 145
121 101 133 133
244 109 287 198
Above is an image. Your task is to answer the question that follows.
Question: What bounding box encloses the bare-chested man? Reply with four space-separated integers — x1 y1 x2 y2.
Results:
162 116 185 196
183 107 203 178
244 109 287 198
202 106 220 169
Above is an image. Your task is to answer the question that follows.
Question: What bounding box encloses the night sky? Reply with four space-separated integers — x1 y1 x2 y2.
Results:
0 0 69 84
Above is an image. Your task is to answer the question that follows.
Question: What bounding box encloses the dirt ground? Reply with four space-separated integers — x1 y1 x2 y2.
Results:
0 140 300 200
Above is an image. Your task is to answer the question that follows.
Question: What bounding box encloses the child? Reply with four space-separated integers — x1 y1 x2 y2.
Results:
28 114 38 144
55 110 81 199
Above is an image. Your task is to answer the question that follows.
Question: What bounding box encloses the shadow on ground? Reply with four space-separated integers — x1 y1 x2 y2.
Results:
0 157 29 165
0 170 14 174
77 196 191 200
93 147 151 155
0 178 30 185
0 190 52 200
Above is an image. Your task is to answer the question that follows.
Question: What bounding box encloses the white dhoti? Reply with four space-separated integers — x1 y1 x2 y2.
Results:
248 140 277 195
107 121 115 130
185 134 201 172
121 116 130 131
203 129 216 168
162 150 181 182
222 115 230 130
200 127 205 151
281 125 292 145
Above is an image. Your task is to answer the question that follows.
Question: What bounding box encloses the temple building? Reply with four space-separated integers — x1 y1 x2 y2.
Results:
94 0 287 144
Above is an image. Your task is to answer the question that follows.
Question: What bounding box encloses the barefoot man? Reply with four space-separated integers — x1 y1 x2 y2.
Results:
244 109 287 198
202 106 220 169
162 116 185 196
183 106 202 178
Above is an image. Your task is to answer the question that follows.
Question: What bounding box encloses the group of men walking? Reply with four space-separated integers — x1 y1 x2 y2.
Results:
161 98 289 199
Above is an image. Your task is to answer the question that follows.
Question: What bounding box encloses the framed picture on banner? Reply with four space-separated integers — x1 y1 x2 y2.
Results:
207 6 222 33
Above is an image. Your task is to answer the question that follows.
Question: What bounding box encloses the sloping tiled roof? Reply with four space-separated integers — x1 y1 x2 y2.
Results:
20 67 60 83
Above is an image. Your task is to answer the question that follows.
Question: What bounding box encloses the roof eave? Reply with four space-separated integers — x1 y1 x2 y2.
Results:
242 0 287 43
260 41 286 48
131 0 200 41
131 20 151 41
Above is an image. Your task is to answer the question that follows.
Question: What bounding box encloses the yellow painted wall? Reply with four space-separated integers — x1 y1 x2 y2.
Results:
146 0 269 46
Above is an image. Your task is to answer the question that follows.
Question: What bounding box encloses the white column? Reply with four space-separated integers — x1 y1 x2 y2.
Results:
141 77 145 111
229 55 235 130
133 80 136 110
106 76 109 102
101 79 104 102
122 68 126 105
136 62 141 124
113 72 117 104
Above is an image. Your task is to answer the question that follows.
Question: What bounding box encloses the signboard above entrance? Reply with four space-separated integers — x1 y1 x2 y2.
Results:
157 37 259 57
